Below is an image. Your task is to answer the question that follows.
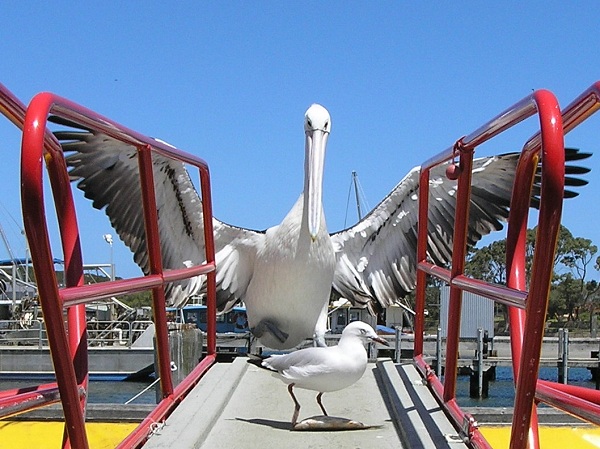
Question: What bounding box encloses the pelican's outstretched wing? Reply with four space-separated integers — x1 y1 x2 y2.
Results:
54 125 263 310
331 149 591 312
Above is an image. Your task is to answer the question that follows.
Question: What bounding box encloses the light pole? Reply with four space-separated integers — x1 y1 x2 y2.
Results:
103 233 115 323
103 233 115 281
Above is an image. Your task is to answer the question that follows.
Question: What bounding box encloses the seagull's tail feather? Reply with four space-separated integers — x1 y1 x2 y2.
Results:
247 353 276 371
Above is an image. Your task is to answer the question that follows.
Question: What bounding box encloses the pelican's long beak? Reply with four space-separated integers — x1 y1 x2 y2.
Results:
306 127 329 240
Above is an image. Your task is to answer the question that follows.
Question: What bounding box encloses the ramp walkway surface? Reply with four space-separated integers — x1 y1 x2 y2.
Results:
143 357 468 449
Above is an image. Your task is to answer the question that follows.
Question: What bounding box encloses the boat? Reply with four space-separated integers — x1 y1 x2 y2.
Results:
168 304 251 356
168 305 249 334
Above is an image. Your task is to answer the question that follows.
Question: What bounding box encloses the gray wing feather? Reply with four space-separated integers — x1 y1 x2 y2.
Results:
331 150 590 311
56 129 262 310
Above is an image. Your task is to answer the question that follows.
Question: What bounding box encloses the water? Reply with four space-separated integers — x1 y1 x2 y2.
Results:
0 378 158 405
0 366 596 408
454 366 596 408
88 379 157 404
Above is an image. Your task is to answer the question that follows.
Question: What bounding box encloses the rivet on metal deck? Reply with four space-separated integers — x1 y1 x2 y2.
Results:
143 358 468 449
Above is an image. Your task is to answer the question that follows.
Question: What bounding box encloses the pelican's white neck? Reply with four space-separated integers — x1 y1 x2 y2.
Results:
303 104 330 240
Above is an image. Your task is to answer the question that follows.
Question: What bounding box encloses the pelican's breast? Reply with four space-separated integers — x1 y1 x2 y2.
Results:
245 199 336 348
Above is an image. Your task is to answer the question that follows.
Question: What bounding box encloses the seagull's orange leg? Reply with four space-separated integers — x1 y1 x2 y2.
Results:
288 383 301 426
316 392 328 416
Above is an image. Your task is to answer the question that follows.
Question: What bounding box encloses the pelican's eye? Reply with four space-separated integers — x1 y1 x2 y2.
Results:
306 118 312 128
324 121 329 130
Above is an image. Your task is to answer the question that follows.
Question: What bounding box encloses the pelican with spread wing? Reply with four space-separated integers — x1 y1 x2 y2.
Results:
53 104 590 349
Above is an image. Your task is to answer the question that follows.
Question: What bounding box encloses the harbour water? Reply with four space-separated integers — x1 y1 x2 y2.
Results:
455 366 595 408
0 378 157 405
1 365 595 409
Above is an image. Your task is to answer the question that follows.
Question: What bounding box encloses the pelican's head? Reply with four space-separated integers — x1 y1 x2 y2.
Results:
304 104 331 134
304 104 331 240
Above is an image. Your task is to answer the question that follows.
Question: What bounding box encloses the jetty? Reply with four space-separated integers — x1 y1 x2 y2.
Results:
3 81 600 449
141 357 465 449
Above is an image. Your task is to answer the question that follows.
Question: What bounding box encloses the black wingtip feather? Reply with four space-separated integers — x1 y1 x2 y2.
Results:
48 115 92 131
565 148 593 161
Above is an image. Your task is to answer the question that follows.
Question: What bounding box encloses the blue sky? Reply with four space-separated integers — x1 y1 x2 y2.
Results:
1 3 600 279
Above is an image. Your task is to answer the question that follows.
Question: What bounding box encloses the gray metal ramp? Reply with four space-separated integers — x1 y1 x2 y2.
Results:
377 360 468 448
144 357 400 448
143 357 468 449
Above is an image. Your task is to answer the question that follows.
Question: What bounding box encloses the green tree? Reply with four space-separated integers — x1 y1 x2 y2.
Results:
465 225 600 332
121 290 153 308
553 228 600 326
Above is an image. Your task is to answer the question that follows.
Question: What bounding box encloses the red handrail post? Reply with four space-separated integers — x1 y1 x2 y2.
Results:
412 87 571 448
13 87 219 448
442 140 475 403
507 90 564 449
198 164 217 356
21 92 90 449
137 144 174 398
413 168 430 357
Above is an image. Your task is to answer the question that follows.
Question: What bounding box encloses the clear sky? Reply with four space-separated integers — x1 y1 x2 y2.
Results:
1 2 600 279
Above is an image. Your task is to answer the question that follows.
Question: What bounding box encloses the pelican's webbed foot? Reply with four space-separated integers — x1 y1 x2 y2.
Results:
251 319 289 344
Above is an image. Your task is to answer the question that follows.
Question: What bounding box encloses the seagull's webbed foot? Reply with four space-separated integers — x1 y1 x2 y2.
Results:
288 383 301 427
251 319 289 344
316 392 328 416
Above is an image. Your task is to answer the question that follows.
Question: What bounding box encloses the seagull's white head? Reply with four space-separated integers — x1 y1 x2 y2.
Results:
304 104 331 240
341 321 389 346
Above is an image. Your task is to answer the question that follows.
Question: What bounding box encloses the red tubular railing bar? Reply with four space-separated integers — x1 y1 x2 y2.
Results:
553 81 600 136
18 90 89 449
0 82 90 439
19 91 217 449
536 380 600 425
0 82 27 128
137 143 175 400
59 265 213 306
414 88 564 449
415 82 600 448
505 81 600 448
443 137 475 404
506 91 564 449
517 80 600 429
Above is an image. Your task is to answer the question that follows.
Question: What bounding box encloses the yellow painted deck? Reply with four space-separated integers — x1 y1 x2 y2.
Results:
480 426 600 448
2 359 599 449
0 421 137 449
1 422 599 449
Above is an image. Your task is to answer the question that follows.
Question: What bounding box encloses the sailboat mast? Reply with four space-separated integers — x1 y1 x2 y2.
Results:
351 171 363 220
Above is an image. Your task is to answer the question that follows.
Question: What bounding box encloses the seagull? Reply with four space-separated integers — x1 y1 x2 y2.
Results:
51 105 590 349
261 320 389 427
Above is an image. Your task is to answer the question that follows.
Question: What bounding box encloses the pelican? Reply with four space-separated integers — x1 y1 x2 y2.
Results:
52 105 590 349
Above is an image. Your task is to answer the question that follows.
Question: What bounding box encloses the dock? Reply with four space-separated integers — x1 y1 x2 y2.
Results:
142 357 467 449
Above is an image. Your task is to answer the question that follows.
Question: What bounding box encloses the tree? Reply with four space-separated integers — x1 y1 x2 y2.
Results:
466 239 508 284
553 228 600 326
465 225 600 332
121 290 153 308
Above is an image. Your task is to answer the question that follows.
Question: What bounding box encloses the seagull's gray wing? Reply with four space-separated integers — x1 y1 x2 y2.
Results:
54 127 263 310
330 149 591 312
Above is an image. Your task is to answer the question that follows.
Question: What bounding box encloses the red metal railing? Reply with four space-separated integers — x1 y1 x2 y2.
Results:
2 81 600 448
413 81 600 449
0 83 217 449
0 84 73 421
